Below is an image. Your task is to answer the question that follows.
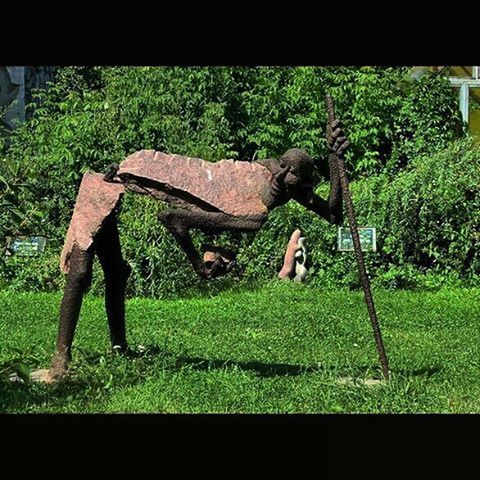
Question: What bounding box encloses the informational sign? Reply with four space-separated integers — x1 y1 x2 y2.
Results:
337 227 376 252
5 236 47 256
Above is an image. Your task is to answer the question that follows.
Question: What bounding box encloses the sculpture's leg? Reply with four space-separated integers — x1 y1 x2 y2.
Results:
158 209 265 278
49 245 94 380
45 172 125 382
96 214 131 353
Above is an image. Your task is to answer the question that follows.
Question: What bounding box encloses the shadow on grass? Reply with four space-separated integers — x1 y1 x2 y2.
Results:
89 345 444 382
77 345 327 377
0 346 322 412
393 365 443 378
0 345 444 412
134 346 444 379
174 355 320 377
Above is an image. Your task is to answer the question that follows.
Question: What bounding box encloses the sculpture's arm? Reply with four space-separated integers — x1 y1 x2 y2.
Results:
293 187 342 225
158 209 266 279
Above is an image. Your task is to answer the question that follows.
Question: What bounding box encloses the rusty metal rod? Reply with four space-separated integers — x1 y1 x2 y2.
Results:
325 94 390 381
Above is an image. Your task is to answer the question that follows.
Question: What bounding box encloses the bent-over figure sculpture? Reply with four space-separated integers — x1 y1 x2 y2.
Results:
46 117 349 382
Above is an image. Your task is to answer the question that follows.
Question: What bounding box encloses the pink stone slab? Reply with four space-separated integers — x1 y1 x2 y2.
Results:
118 150 273 217
60 173 125 274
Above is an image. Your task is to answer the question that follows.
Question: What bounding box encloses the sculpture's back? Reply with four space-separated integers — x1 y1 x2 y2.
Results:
118 150 273 217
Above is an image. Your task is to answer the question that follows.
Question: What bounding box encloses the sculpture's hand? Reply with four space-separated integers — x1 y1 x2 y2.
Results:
326 119 349 156
272 164 291 195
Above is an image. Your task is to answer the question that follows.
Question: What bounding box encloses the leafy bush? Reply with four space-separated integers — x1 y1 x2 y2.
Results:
0 66 469 296
387 73 464 173
380 138 480 281
0 136 45 255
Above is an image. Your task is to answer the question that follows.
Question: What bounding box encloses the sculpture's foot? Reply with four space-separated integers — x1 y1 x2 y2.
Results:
31 369 57 384
46 353 70 383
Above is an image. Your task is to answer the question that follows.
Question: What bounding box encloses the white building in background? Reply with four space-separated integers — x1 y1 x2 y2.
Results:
409 66 480 137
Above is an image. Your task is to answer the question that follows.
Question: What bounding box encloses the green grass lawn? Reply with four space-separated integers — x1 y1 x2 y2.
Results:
1 282 480 413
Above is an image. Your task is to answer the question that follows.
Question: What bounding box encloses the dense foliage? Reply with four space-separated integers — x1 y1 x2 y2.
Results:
0 66 471 297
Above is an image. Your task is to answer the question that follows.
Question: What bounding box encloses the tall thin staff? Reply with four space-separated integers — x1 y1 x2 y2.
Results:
326 94 390 381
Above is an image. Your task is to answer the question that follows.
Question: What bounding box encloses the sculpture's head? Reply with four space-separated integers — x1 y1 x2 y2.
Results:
279 148 314 192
